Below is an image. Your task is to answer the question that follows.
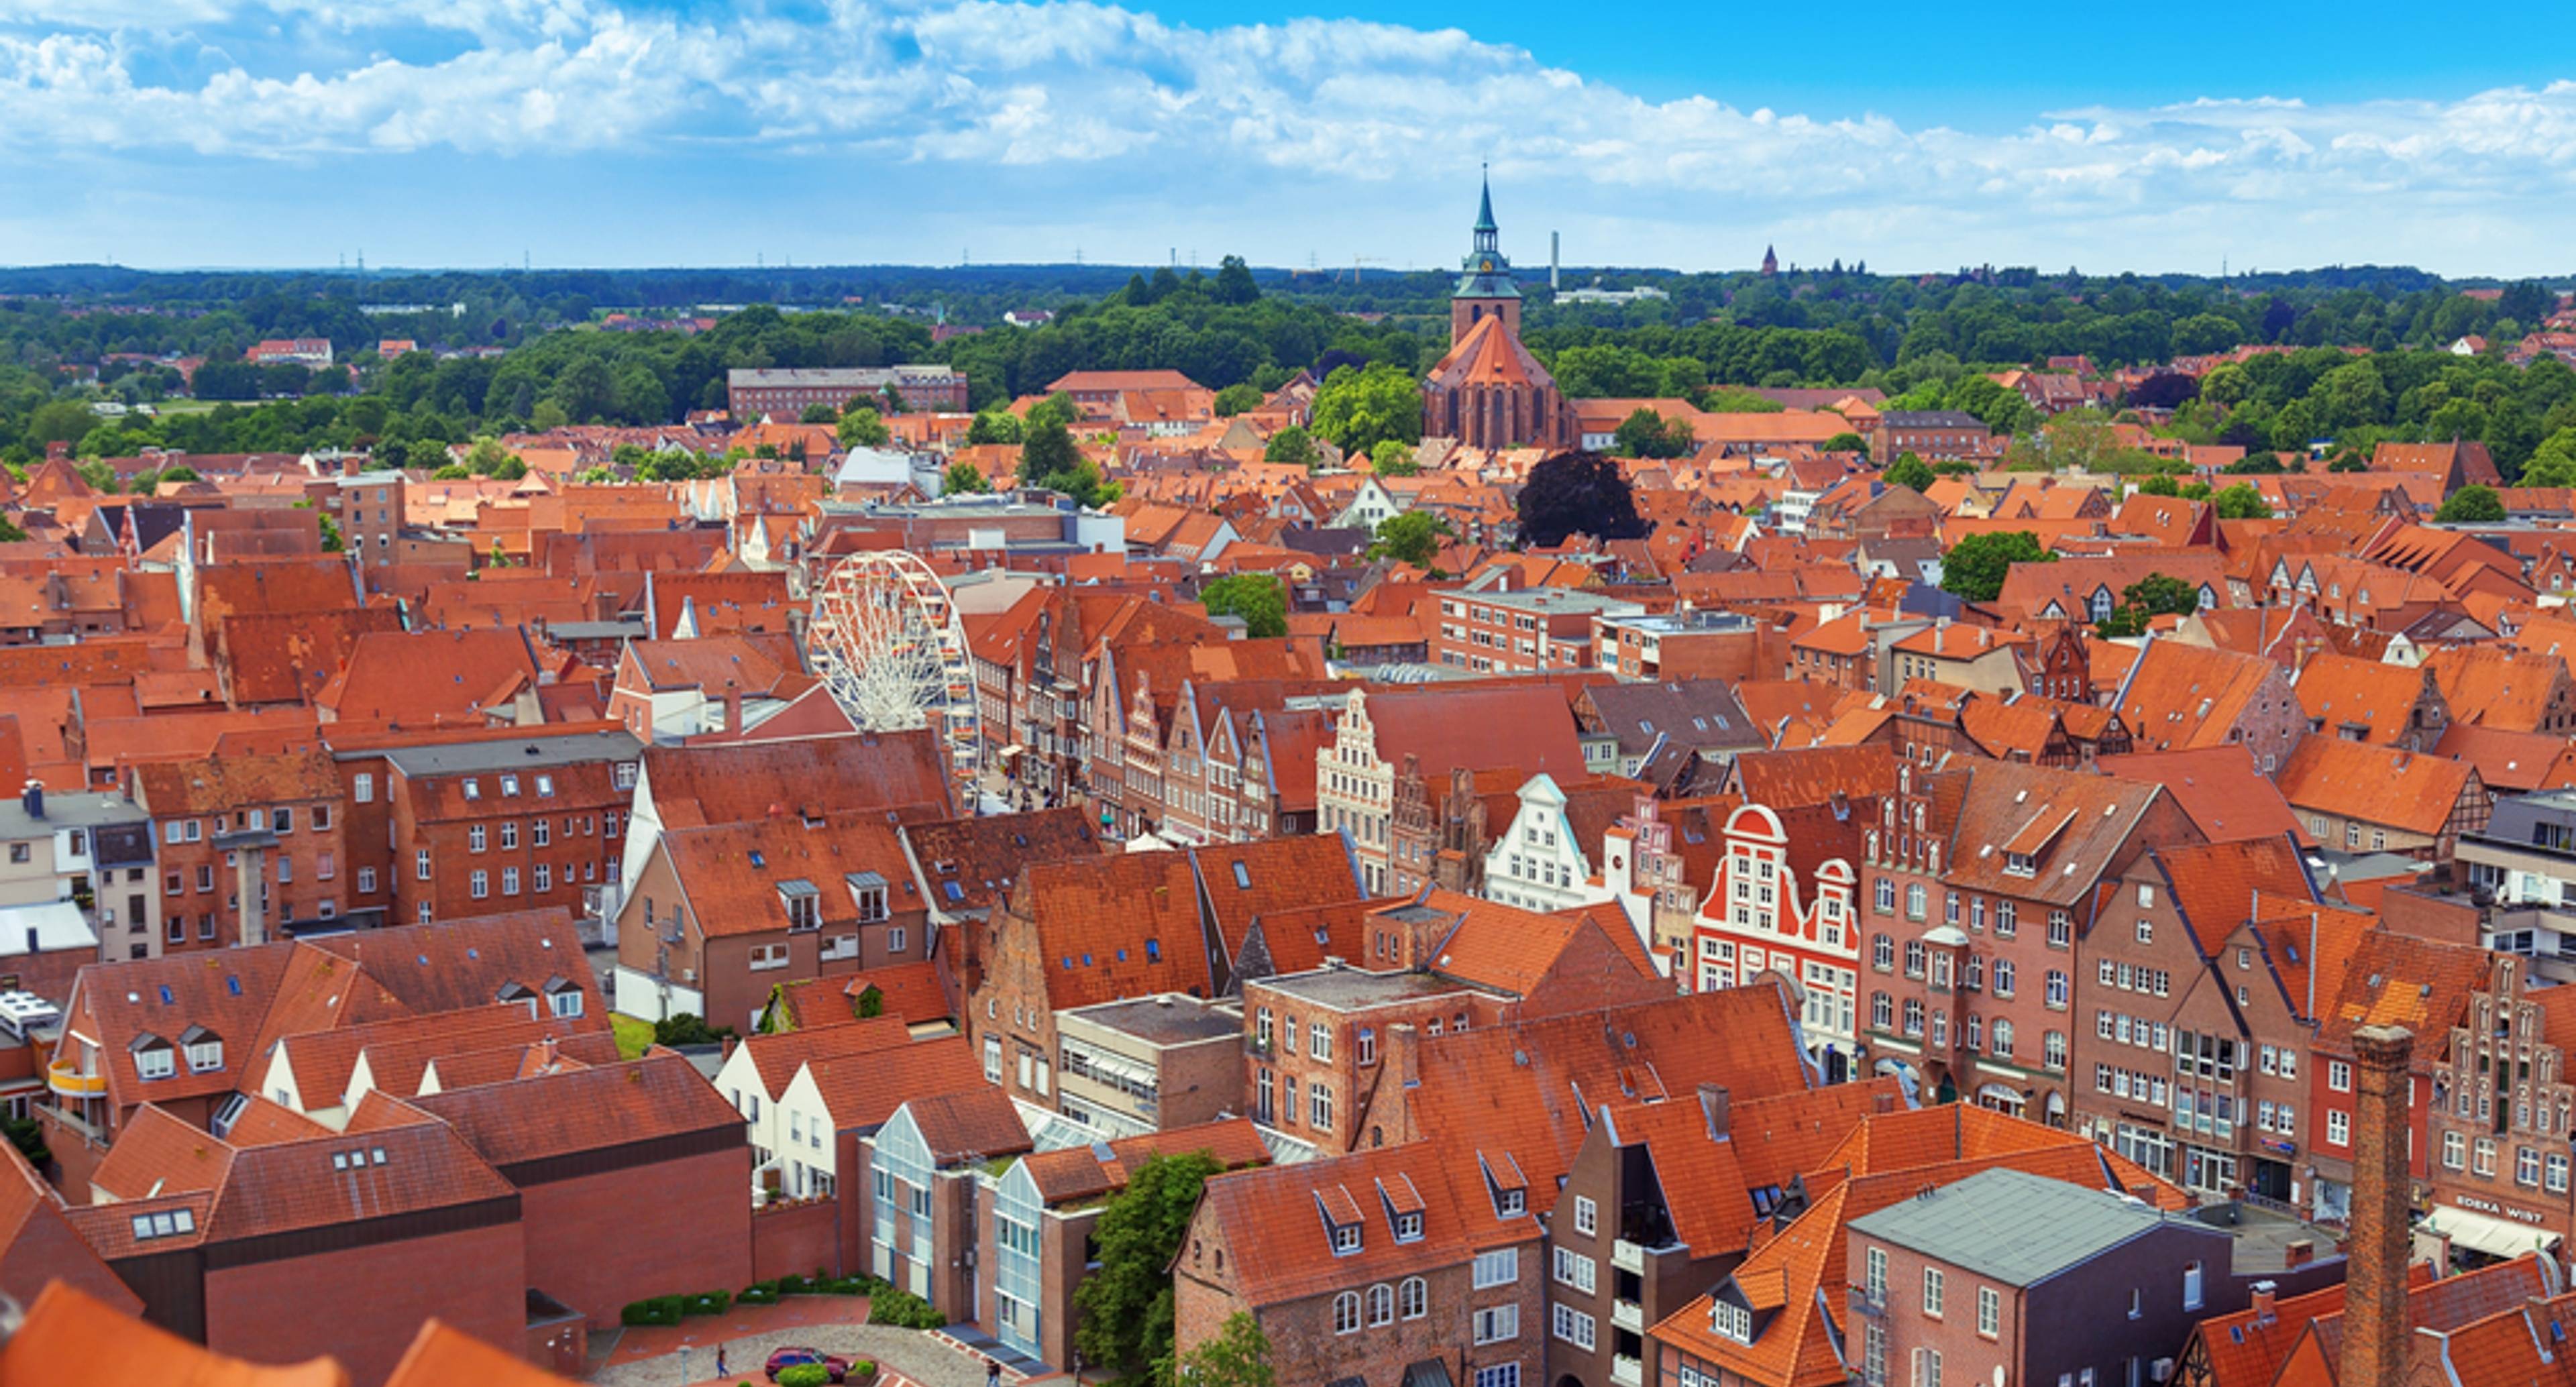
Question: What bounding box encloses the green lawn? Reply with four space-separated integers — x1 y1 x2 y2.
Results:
611 1012 655 1059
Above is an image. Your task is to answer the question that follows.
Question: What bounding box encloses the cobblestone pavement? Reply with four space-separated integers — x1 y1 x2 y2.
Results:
593 1313 1017 1387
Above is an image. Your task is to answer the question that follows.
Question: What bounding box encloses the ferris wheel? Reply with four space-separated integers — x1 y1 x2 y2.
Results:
808 551 982 795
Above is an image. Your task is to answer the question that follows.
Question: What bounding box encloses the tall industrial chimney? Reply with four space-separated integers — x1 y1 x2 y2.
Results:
1550 231 1560 292
2343 1024 2414 1387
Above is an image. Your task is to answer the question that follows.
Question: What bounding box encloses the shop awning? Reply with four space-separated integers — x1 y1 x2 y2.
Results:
2423 1205 2563 1260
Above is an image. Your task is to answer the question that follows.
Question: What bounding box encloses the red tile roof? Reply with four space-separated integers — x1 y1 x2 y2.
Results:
2099 745 2313 846
1020 1117 1272 1207
412 1051 741 1166
643 730 952 828
2272 736 2476 836
0 1282 345 1387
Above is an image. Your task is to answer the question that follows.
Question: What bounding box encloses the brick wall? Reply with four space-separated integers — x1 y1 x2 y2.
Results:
515 1145 753 1327
203 1217 527 1387
755 1198 845 1282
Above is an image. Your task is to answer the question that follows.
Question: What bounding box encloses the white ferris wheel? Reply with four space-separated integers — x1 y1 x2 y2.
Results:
808 551 982 795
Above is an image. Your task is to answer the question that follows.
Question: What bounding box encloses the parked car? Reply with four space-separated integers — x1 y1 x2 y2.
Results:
764 1347 853 1382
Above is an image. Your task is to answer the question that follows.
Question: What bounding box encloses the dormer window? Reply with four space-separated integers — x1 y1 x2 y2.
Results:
129 1207 195 1241
2003 851 2035 877
500 775 521 797
181 1025 223 1074
780 880 822 931
131 1032 174 1081
1332 1221 1360 1254
1395 1211 1422 1241
847 872 889 923
462 778 481 800
1713 1297 1755 1343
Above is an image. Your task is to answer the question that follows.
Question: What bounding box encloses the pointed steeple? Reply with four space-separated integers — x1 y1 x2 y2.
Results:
1475 164 1497 234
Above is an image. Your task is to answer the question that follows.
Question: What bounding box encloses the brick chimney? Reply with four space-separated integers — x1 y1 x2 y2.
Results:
1697 1082 1731 1142
2249 1280 2277 1327
2342 1024 2414 1387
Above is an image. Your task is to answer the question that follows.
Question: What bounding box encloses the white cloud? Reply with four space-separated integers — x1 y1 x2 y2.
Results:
5 0 2576 270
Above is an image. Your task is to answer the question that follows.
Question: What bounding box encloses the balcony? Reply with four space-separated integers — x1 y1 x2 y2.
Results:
45 1058 105 1099
1611 1238 1645 1273
1611 1354 1642 1387
1846 1286 1888 1319
1613 1299 1643 1333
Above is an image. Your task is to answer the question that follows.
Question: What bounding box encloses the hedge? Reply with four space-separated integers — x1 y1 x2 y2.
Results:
619 1296 684 1327
777 1366 832 1387
868 1287 945 1330
619 1289 735 1325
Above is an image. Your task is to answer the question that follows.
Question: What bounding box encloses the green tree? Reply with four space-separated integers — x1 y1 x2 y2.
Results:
1369 510 1452 568
1939 531 2054 602
1157 1311 1275 1387
2521 430 2576 489
530 399 570 432
1213 383 1263 417
2096 572 2202 636
799 402 840 425
1196 575 1287 637
1882 455 1935 492
1263 426 1319 469
26 400 93 449
1309 362 1423 455
1 1113 48 1169
431 464 471 480
1823 431 1866 453
316 511 344 552
838 408 892 448
1020 419 1081 483
1026 391 1081 431
2135 474 2181 497
965 409 1024 446
548 356 617 423
1212 255 1260 306
491 457 529 482
942 460 991 494
464 437 517 476
2212 482 2273 519
1369 439 1419 477
2436 484 2506 522
1073 1152 1228 1378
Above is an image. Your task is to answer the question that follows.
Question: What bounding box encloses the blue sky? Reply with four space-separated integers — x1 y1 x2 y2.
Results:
3 1 2573 276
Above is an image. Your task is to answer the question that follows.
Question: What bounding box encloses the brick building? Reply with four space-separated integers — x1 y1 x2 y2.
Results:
2422 954 2576 1258
1862 761 2201 1125
985 1119 1270 1368
380 728 641 928
412 1051 753 1330
727 366 969 417
1174 1143 1548 1387
1845 1168 2269 1387
615 810 933 1034
1432 583 1643 675
65 1114 525 1387
1320 685 1586 893
303 469 408 568
130 749 350 951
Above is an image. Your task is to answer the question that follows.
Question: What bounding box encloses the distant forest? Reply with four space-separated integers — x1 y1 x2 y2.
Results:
1 260 2570 482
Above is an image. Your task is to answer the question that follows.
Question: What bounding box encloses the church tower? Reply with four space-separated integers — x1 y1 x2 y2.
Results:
1422 172 1574 453
1450 171 1523 345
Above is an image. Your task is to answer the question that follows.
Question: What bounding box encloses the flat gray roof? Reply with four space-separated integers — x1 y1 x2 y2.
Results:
1847 1168 2208 1286
1063 993 1242 1046
1254 966 1477 1010
378 729 643 777
0 791 150 840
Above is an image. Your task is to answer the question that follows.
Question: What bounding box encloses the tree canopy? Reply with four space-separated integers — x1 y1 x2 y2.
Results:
2436 484 2506 522
1882 454 1935 492
1071 1152 1226 1378
1515 450 1646 548
837 407 892 447
1939 530 2054 602
1195 575 1287 638
1309 362 1422 455
1369 510 1452 569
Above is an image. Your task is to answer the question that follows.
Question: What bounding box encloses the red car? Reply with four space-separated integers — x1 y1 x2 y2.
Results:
763 1347 853 1382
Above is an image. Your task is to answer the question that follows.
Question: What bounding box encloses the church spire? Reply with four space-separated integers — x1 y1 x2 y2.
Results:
1475 164 1497 235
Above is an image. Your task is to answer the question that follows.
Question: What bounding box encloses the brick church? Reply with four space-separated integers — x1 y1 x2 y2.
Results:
1421 176 1577 451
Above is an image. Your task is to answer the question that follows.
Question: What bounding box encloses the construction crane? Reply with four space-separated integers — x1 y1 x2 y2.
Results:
1338 256 1389 284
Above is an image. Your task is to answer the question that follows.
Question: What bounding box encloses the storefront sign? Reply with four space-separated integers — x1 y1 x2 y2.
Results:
2455 1193 2550 1226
